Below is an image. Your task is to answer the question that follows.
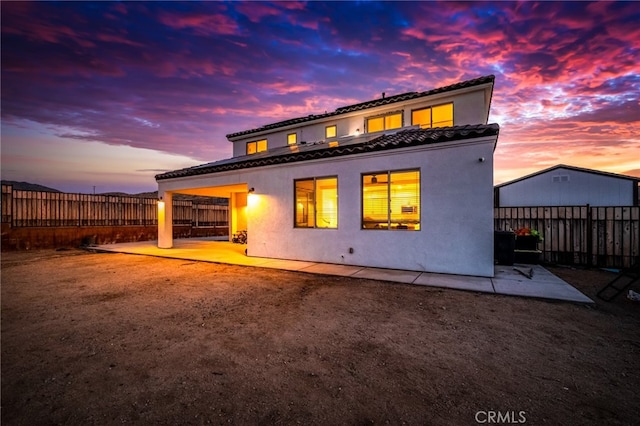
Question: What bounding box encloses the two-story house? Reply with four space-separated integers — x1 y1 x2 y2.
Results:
156 75 499 277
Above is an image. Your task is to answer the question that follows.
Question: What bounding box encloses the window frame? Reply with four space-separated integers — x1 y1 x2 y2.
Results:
361 168 421 231
294 176 339 229
411 102 454 129
246 138 268 155
365 110 404 133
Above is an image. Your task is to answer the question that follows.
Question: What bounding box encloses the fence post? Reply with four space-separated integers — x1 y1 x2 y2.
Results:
193 203 198 228
586 204 593 267
1 185 13 227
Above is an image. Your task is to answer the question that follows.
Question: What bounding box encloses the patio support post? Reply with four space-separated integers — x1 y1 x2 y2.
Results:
158 191 173 248
228 191 236 242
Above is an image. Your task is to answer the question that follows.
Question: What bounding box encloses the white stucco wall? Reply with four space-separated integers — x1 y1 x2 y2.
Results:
160 136 496 277
498 168 636 206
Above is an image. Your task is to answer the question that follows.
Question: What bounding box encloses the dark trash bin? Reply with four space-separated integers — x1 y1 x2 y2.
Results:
494 231 516 265
515 235 539 251
515 235 542 263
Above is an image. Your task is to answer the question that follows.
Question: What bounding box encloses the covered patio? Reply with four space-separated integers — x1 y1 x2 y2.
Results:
92 238 593 304
157 182 250 249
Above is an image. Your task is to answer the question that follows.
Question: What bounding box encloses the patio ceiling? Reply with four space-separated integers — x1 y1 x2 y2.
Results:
166 183 248 198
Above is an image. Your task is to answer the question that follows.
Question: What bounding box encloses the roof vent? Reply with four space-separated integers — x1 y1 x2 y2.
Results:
382 92 385 99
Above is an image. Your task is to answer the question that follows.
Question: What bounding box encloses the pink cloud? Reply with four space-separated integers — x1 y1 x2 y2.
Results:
158 11 240 36
235 2 281 23
235 1 318 30
95 32 145 48
260 81 312 95
1 4 94 48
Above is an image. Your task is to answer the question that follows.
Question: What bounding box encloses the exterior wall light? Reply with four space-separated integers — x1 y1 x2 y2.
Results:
248 187 255 193
157 199 165 222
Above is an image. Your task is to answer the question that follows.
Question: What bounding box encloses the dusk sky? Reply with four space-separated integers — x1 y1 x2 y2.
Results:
2 1 639 194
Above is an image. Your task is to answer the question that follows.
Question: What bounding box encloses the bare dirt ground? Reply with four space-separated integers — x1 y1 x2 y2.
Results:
1 249 639 425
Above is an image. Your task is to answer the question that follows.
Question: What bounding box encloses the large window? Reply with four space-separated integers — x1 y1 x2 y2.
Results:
412 103 453 128
247 139 267 155
362 170 420 230
366 111 403 133
295 177 338 228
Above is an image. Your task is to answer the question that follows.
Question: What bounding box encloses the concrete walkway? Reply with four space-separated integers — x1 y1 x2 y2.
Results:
91 237 593 304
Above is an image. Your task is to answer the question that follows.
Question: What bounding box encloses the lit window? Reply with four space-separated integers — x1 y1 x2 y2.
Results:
295 177 338 228
366 111 402 133
412 103 453 128
432 103 453 127
367 117 384 133
385 113 402 130
362 170 420 230
288 133 297 145
247 142 256 155
247 139 267 155
325 125 337 139
412 108 431 128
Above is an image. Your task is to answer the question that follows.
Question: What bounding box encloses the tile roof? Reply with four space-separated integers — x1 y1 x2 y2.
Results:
226 75 495 139
156 123 499 181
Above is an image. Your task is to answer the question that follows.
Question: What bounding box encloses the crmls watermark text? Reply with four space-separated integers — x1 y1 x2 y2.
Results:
475 411 527 424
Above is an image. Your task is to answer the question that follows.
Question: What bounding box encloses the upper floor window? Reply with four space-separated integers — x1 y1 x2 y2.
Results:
362 169 420 230
287 133 297 145
247 139 267 155
325 125 337 139
412 103 453 129
366 111 403 133
295 177 338 229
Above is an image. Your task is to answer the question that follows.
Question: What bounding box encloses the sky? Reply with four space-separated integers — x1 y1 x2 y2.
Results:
2 1 639 194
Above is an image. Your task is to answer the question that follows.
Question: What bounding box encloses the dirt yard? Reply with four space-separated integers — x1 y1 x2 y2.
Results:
1 249 638 425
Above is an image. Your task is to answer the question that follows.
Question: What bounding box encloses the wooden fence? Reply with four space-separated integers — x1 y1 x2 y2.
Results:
495 206 640 268
1 185 228 228
5 185 637 268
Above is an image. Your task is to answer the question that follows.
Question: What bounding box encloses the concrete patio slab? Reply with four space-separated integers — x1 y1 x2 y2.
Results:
299 263 364 277
255 259 318 271
352 267 422 284
414 272 495 293
91 238 594 304
492 276 594 303
495 264 561 282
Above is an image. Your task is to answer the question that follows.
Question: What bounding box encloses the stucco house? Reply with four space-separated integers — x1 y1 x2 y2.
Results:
156 75 499 277
495 164 640 207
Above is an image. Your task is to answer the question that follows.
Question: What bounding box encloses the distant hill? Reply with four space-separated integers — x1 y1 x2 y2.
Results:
1 180 61 192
